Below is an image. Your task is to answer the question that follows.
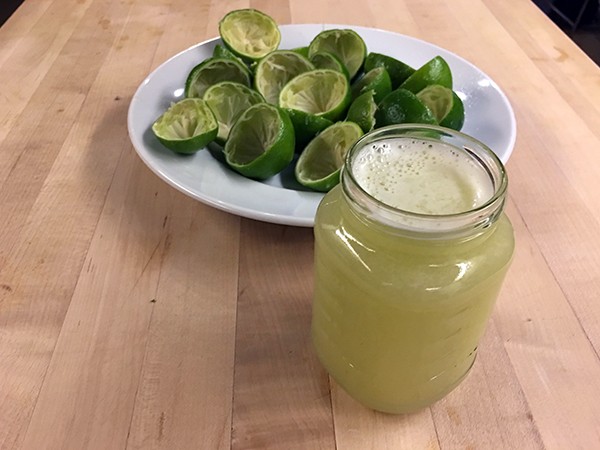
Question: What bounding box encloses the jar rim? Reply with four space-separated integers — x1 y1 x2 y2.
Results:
342 124 508 235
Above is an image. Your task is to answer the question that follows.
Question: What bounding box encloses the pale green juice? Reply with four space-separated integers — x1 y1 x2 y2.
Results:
312 136 514 413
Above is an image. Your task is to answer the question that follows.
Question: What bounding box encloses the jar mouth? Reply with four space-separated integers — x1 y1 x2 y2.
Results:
342 124 508 236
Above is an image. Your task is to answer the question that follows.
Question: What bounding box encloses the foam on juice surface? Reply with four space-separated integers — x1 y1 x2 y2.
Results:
352 138 494 215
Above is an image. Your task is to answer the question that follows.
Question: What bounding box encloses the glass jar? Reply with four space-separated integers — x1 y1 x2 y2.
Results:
311 125 514 414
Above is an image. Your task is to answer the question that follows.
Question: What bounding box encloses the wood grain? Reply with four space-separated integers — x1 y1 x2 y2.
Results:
231 221 334 450
1 0 600 448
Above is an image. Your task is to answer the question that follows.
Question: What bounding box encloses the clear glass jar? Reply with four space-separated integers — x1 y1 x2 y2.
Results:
312 125 514 414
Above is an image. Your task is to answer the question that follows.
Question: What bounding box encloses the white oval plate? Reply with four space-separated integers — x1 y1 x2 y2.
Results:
128 24 516 227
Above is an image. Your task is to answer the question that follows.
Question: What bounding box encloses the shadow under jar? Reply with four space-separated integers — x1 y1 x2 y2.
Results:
312 124 515 414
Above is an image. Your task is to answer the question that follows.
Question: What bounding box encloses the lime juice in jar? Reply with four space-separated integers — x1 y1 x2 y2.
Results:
312 124 514 414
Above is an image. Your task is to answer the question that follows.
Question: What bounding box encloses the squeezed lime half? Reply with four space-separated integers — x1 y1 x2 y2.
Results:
254 50 314 104
219 9 281 61
375 88 437 127
309 51 349 78
285 108 333 152
351 66 392 103
224 103 295 179
295 121 363 191
346 89 377 133
185 57 251 98
400 56 452 93
152 98 218 154
203 81 265 144
308 29 367 79
279 69 351 121
364 52 415 88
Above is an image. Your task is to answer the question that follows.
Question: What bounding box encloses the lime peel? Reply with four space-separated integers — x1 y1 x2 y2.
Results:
308 29 367 79
224 103 295 179
295 121 363 192
219 9 281 61
279 69 351 121
152 98 218 154
203 81 265 144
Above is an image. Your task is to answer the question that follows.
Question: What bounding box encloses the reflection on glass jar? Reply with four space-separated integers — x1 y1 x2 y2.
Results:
312 124 514 414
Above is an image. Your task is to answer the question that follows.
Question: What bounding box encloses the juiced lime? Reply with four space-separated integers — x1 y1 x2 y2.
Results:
309 51 349 78
346 89 377 133
203 81 264 144
224 103 294 179
440 90 465 130
308 29 367 79
295 121 363 191
351 66 392 103
212 44 244 64
254 50 314 104
375 88 437 127
279 69 351 121
185 57 251 98
285 108 333 152
364 52 415 88
416 85 465 130
400 56 452 93
152 98 218 154
219 9 281 61
291 46 309 57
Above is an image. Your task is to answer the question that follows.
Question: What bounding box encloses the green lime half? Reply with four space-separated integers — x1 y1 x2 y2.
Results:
416 85 465 130
212 44 244 63
224 103 294 179
185 57 251 98
279 69 351 121
152 98 218 154
212 44 249 71
219 9 281 61
346 89 377 133
350 66 392 103
440 91 465 130
295 121 363 192
308 29 367 79
291 46 309 58
309 51 349 78
400 56 452 93
203 81 264 144
254 50 314 104
374 88 437 127
285 108 333 153
364 52 415 88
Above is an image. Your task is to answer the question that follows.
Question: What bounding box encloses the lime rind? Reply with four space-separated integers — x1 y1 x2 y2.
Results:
295 121 363 192
152 98 218 154
185 57 251 98
285 108 333 153
400 56 452 93
416 85 465 131
309 51 350 78
279 69 351 121
203 81 265 144
375 88 437 127
439 90 465 130
350 66 392 103
416 84 454 123
224 103 294 179
308 29 367 79
219 9 281 61
346 89 377 133
254 50 314 104
364 52 415 88
212 44 247 66
291 46 310 57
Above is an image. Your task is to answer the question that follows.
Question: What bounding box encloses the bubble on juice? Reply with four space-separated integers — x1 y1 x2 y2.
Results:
351 137 494 215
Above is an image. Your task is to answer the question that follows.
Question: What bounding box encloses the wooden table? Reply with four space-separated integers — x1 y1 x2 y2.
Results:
2 0 600 448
